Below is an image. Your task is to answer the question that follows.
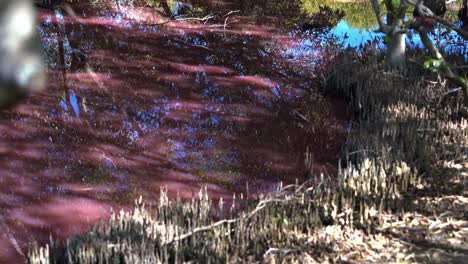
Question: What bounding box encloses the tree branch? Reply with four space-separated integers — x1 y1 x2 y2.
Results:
406 0 468 39
414 25 468 105
371 0 392 34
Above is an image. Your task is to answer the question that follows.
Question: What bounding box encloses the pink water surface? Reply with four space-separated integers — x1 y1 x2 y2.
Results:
0 1 349 262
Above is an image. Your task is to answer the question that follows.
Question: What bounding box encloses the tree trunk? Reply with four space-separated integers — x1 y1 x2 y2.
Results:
387 33 406 67
385 0 406 67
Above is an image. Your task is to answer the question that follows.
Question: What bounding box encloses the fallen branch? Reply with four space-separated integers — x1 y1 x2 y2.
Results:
176 14 217 23
163 180 312 246
144 10 240 28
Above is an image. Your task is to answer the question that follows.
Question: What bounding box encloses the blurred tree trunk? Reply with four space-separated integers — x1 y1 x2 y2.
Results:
0 0 45 109
385 0 406 68
461 0 468 24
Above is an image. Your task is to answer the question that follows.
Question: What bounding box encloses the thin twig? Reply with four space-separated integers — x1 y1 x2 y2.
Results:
293 110 311 124
224 10 241 17
263 247 302 258
176 14 216 22
437 87 462 106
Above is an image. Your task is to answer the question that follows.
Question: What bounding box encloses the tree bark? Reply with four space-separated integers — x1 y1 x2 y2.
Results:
387 33 406 67
385 0 407 68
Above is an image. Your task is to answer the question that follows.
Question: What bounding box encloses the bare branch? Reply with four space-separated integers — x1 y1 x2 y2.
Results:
371 0 391 34
432 15 468 39
224 10 240 17
414 25 468 105
406 0 468 39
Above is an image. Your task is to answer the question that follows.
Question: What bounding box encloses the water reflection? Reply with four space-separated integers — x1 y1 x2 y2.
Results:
329 19 467 59
3 1 466 262
0 1 354 262
59 89 80 118
330 20 380 48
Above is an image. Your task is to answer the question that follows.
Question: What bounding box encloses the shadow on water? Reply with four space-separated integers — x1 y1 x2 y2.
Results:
0 0 404 261
1 0 466 262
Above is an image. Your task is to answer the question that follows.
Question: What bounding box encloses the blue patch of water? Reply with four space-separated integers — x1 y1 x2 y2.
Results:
69 90 80 118
330 20 382 48
329 19 467 58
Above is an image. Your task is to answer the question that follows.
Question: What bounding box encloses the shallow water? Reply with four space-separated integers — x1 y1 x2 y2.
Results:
0 1 354 262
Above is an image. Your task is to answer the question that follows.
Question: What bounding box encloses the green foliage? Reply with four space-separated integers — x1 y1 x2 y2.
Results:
273 214 289 226
302 5 346 30
302 0 378 30
384 35 392 44
390 0 400 8
424 58 443 71
239 0 305 26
